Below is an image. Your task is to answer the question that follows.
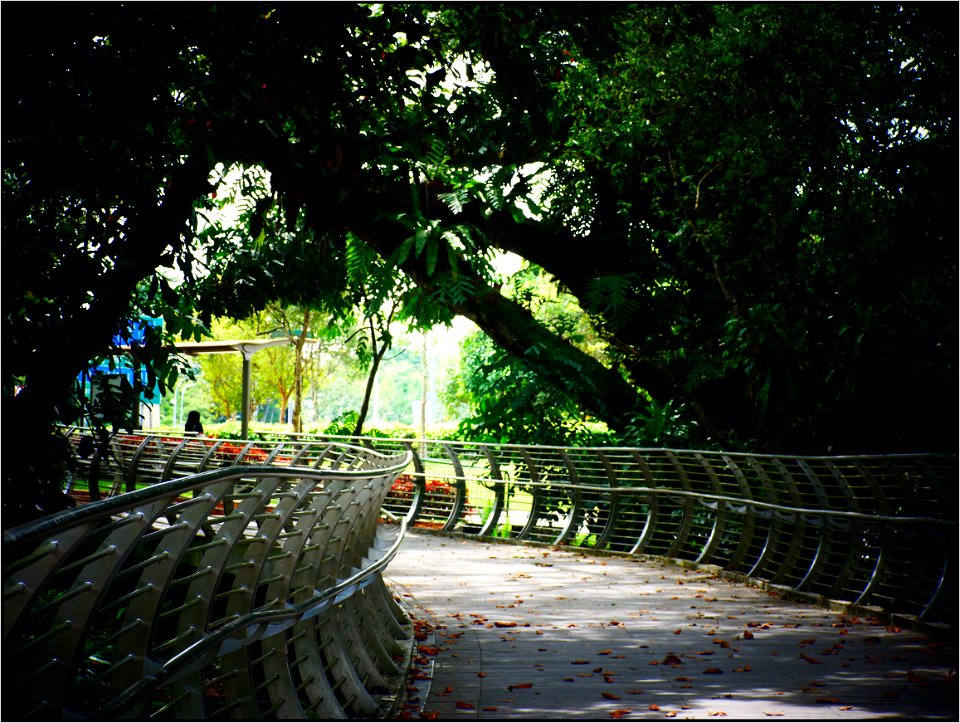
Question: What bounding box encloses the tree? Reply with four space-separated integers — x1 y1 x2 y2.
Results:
5 3 955 525
251 304 326 432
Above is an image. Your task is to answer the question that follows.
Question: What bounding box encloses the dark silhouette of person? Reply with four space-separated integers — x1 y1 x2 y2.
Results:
185 410 204 435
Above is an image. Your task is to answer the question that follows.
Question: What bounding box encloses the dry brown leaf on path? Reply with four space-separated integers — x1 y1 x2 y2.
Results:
508 682 533 691
602 692 622 700
763 712 785 717
800 653 824 664
609 709 632 719
647 703 661 710
455 701 475 710
494 621 517 628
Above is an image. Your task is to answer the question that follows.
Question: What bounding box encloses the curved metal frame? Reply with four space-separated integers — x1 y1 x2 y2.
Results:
60 428 957 626
4 445 413 720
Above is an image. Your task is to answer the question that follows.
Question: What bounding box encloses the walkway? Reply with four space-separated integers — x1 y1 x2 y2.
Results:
386 532 957 721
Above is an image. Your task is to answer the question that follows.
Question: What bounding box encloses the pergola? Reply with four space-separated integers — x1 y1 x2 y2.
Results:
175 339 314 438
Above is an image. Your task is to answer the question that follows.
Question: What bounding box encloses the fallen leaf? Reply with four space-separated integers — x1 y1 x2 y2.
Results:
666 712 678 718
816 697 841 704
662 654 683 666
444 686 454 694
798 639 817 646
602 692 622 700
763 712 785 717
799 653 823 664
494 621 517 628
704 668 724 674
508 682 533 691
477 672 486 678
455 701 475 710
839 706 854 711
598 649 613 655
742 630 755 640
675 677 692 682
708 712 727 717
648 703 661 710
674 628 683 634
610 709 632 719
572 660 590 665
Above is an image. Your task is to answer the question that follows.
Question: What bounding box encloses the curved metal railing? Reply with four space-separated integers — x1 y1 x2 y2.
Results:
62 428 957 627
3 444 414 720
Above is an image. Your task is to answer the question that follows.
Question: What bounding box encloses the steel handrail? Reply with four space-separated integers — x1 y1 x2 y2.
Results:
59 427 957 627
4 446 415 720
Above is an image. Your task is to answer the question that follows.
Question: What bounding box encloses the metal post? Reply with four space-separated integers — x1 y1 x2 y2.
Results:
242 350 252 439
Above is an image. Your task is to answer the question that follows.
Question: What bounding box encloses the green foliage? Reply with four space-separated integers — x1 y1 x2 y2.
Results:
4 3 955 524
454 333 613 447
622 399 696 449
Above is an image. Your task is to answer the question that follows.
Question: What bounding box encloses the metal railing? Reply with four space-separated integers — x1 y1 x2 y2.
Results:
3 442 413 720
62 428 957 628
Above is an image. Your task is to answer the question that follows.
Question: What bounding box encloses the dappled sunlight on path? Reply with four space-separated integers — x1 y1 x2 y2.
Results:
386 532 956 720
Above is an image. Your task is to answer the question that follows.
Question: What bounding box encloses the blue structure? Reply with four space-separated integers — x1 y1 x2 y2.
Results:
78 317 164 426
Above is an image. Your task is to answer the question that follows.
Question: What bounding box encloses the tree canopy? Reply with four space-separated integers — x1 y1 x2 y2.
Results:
4 2 956 524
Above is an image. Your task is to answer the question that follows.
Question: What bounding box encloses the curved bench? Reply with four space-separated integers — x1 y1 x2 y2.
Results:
61 428 957 627
3 444 413 720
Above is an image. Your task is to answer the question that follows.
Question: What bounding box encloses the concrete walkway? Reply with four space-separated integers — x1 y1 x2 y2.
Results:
385 532 956 721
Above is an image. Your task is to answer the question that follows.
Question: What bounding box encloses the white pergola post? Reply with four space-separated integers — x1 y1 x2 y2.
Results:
174 338 315 438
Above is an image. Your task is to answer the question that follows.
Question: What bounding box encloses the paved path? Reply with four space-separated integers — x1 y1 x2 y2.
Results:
385 532 956 721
